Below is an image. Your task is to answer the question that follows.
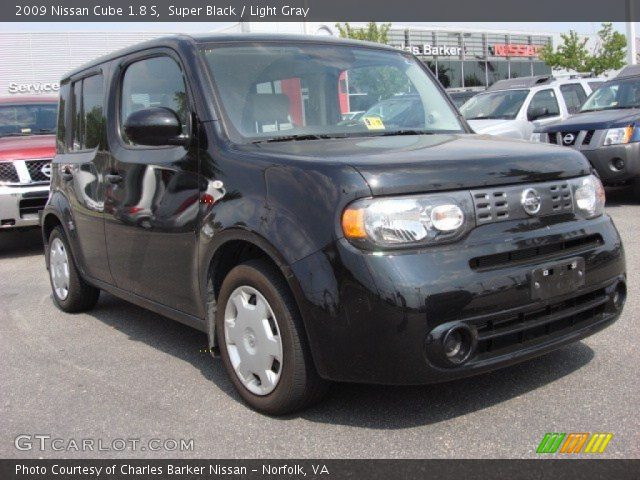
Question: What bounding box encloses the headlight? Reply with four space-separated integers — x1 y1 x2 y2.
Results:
603 126 634 146
574 174 606 218
342 192 474 249
530 132 543 142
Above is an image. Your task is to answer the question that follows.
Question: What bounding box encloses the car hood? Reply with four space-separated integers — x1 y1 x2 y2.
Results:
467 119 522 135
0 134 56 161
247 134 590 196
541 109 640 132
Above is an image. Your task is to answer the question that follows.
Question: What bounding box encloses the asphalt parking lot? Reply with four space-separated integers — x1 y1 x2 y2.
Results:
1 187 639 459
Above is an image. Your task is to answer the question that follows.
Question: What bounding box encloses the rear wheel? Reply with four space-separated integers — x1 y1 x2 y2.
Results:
215 259 328 415
47 226 100 312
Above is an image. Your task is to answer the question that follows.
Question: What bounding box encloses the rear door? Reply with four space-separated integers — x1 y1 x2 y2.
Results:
55 72 112 284
104 50 201 315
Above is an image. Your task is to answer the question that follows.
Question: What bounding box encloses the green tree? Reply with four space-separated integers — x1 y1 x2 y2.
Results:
539 22 627 76
335 22 391 44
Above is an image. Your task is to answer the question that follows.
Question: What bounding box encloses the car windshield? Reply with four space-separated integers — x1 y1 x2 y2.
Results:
580 77 640 112
460 89 529 120
200 43 464 143
0 103 57 137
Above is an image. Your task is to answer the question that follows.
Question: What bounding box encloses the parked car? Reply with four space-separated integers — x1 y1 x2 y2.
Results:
42 35 626 415
0 96 57 229
534 66 640 196
448 89 481 108
460 75 601 140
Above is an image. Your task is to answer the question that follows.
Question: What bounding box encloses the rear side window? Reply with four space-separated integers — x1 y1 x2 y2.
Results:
69 74 105 151
120 56 188 145
560 84 587 114
527 89 560 120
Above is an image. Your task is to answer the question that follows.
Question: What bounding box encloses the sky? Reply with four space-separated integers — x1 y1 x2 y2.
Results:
0 22 632 35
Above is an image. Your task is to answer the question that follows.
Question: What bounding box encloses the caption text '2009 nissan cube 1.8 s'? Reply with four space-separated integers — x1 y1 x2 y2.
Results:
42 34 626 415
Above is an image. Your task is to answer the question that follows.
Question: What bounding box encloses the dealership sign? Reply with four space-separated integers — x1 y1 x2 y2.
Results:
400 44 462 56
8 82 60 94
490 44 542 57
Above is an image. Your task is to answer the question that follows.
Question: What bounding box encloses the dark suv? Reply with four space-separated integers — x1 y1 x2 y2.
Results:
536 65 640 196
42 35 626 415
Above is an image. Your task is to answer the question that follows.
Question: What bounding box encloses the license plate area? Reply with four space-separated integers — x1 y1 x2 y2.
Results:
531 257 585 300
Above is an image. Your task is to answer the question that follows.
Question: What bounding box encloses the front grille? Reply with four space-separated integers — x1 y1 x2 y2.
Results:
0 162 19 183
470 234 603 270
471 180 574 226
19 197 47 217
582 130 595 145
25 159 51 183
470 288 608 360
547 133 558 144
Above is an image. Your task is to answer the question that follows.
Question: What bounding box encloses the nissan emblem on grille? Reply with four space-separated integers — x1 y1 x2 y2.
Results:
40 163 52 178
563 133 575 145
521 188 542 215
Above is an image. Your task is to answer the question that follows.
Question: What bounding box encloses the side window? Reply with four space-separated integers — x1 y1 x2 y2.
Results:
82 75 105 149
527 89 560 120
120 56 188 144
56 83 69 152
71 81 82 150
560 84 587 114
69 74 105 151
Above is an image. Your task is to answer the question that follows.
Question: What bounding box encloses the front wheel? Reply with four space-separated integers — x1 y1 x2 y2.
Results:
215 260 328 415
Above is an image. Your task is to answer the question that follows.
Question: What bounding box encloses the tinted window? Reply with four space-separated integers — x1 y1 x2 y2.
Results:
71 81 82 150
120 56 188 144
527 89 560 120
560 83 587 114
83 75 105 149
70 75 104 151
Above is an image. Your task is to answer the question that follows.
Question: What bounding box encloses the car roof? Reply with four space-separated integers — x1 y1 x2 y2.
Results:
62 33 400 82
486 75 594 94
0 96 58 104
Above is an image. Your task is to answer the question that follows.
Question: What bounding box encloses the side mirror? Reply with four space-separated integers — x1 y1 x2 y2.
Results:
528 106 550 121
124 107 187 146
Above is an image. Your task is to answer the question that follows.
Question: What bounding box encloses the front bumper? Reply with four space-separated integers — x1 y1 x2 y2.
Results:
0 184 50 229
292 214 625 384
582 142 640 185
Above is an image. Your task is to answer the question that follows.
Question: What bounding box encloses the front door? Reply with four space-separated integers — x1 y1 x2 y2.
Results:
104 51 201 315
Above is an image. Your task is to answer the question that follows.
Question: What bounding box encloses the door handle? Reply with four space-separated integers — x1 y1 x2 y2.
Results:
61 164 73 181
106 173 123 184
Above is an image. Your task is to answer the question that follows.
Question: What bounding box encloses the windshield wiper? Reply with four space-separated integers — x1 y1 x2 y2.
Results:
374 130 437 136
252 133 337 144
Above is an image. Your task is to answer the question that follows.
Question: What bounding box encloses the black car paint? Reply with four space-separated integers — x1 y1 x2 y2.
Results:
42 35 626 385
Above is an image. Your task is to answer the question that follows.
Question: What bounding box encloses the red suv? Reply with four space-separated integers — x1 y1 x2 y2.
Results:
0 96 57 229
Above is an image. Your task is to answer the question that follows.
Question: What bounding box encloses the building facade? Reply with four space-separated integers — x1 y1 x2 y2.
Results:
387 26 554 89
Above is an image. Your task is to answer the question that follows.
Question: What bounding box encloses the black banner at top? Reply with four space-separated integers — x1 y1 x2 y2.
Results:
3 0 640 22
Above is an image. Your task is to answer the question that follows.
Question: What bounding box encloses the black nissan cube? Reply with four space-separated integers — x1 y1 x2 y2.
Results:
41 34 626 414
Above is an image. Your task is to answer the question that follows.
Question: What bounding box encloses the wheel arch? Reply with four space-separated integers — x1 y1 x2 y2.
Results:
201 228 314 359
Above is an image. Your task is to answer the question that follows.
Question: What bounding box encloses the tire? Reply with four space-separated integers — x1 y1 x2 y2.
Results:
215 259 329 415
47 226 100 313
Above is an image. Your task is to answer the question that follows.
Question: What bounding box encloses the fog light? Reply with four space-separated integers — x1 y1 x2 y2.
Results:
425 322 477 368
611 158 625 171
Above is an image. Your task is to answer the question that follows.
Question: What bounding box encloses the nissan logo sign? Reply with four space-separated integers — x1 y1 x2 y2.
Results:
40 163 52 178
521 188 542 216
563 133 575 145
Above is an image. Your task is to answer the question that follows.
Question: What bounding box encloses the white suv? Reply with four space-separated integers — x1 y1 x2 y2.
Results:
460 75 604 140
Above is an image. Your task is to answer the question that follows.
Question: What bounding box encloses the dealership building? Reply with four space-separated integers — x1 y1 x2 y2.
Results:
0 23 605 97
